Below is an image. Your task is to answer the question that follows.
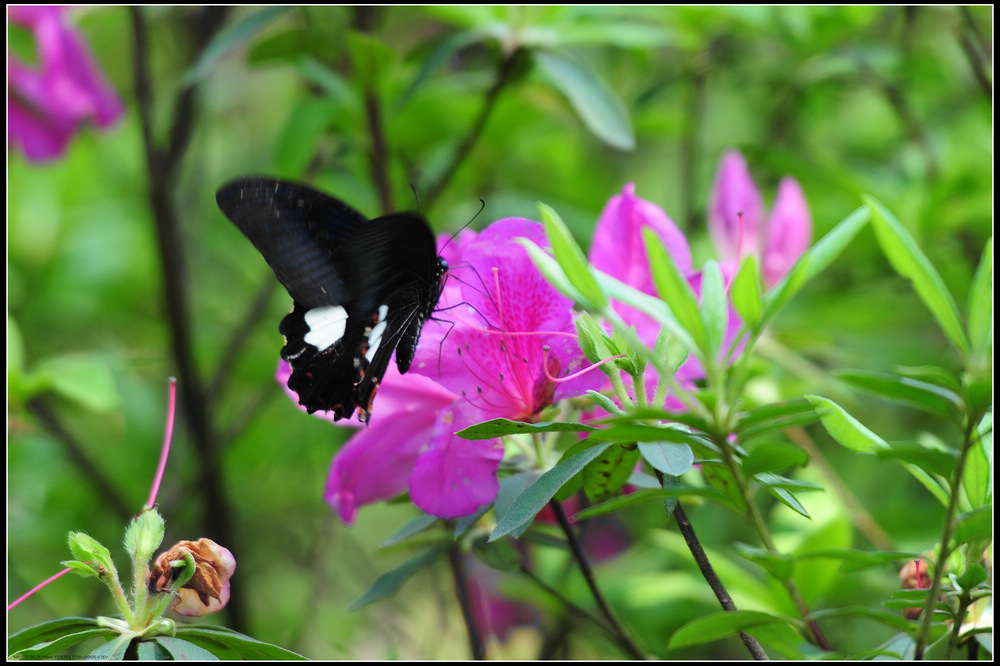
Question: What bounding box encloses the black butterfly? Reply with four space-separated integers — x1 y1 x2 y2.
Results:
216 178 447 423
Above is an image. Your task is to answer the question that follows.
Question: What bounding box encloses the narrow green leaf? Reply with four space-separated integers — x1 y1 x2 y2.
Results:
136 641 171 660
274 100 337 178
834 369 963 421
669 610 800 649
805 395 887 453
736 399 818 437
643 228 708 355
472 536 523 572
795 548 923 573
766 485 812 518
730 253 763 332
638 442 694 476
807 606 920 636
538 203 607 309
350 545 451 609
763 205 871 322
88 633 133 660
699 260 728 362
596 271 697 353
173 626 308 660
182 7 292 87
154 637 220 661
516 237 587 305
9 629 113 659
967 237 992 365
346 31 397 85
382 514 439 547
456 418 598 440
701 463 747 513
872 441 957 479
599 423 708 448
583 445 640 502
490 442 614 540
495 471 544 532
734 542 795 581
7 618 101 655
865 195 970 359
742 441 810 476
962 413 992 508
903 463 951 507
533 49 635 150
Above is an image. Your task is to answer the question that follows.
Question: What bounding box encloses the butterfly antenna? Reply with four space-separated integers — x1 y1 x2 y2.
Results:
439 199 486 254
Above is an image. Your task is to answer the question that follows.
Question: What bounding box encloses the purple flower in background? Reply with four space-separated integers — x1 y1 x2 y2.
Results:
279 218 597 523
8 5 124 162
709 150 812 287
464 562 539 643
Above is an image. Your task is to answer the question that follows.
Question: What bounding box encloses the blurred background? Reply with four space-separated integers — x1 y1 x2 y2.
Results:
7 6 992 659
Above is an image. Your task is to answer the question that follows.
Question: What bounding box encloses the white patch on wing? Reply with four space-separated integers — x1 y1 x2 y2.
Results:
304 305 349 350
365 305 390 362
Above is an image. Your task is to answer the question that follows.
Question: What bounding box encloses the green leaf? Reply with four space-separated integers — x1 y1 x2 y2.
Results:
472 536 523 572
538 203 607 309
699 260 728 363
382 514 440 547
763 205 871 322
495 471 544 532
533 49 635 150
598 423 709 448
735 542 795 581
808 606 921 636
7 618 101 656
89 633 133 660
638 442 694 476
765 485 811 518
123 508 165 563
274 100 337 179
516 237 587 304
350 545 451 609
953 506 992 546
136 641 171 660
346 31 397 85
34 354 120 412
585 390 625 416
173 626 308 660
668 610 801 649
456 418 598 440
742 441 810 476
795 547 923 573
701 463 747 513
872 441 957 479
583 445 640 502
490 442 614 540
153 637 220 661
833 369 962 421
865 195 971 359
805 395 887 453
962 413 992 508
967 237 992 366
730 253 763 333
596 271 697 354
8 626 113 659
572 485 732 521
735 399 819 440
67 532 116 575
643 227 708 356
182 7 292 87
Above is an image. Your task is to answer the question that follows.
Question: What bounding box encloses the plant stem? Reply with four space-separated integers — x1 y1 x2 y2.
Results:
447 548 485 659
671 501 769 660
715 434 830 650
913 416 980 658
548 500 645 659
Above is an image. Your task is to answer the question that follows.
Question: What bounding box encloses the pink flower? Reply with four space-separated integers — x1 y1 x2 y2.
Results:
464 562 538 642
709 150 812 287
278 218 598 523
8 6 124 162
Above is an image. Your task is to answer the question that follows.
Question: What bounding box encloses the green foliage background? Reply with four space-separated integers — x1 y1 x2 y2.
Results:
8 6 992 659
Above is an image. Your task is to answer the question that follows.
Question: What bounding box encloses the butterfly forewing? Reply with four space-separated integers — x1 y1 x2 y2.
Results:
216 177 446 423
216 178 368 308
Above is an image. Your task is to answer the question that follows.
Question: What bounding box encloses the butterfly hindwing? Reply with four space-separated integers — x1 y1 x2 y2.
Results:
217 177 447 423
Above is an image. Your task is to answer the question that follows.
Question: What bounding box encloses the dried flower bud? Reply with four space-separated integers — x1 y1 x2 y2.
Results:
149 538 236 617
899 559 932 620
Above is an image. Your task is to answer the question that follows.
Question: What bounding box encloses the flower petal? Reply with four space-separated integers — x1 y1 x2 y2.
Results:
762 177 812 287
709 150 764 262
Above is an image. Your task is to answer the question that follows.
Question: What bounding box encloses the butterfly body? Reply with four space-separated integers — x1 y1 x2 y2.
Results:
216 178 446 423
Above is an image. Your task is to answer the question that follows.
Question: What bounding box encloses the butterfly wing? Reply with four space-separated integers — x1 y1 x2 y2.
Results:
217 178 446 423
216 178 367 308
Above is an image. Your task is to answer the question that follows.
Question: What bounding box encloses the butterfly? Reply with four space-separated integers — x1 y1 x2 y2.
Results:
216 177 447 424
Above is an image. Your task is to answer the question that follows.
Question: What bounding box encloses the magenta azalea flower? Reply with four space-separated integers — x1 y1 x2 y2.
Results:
8 6 124 162
709 150 812 287
278 218 598 523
